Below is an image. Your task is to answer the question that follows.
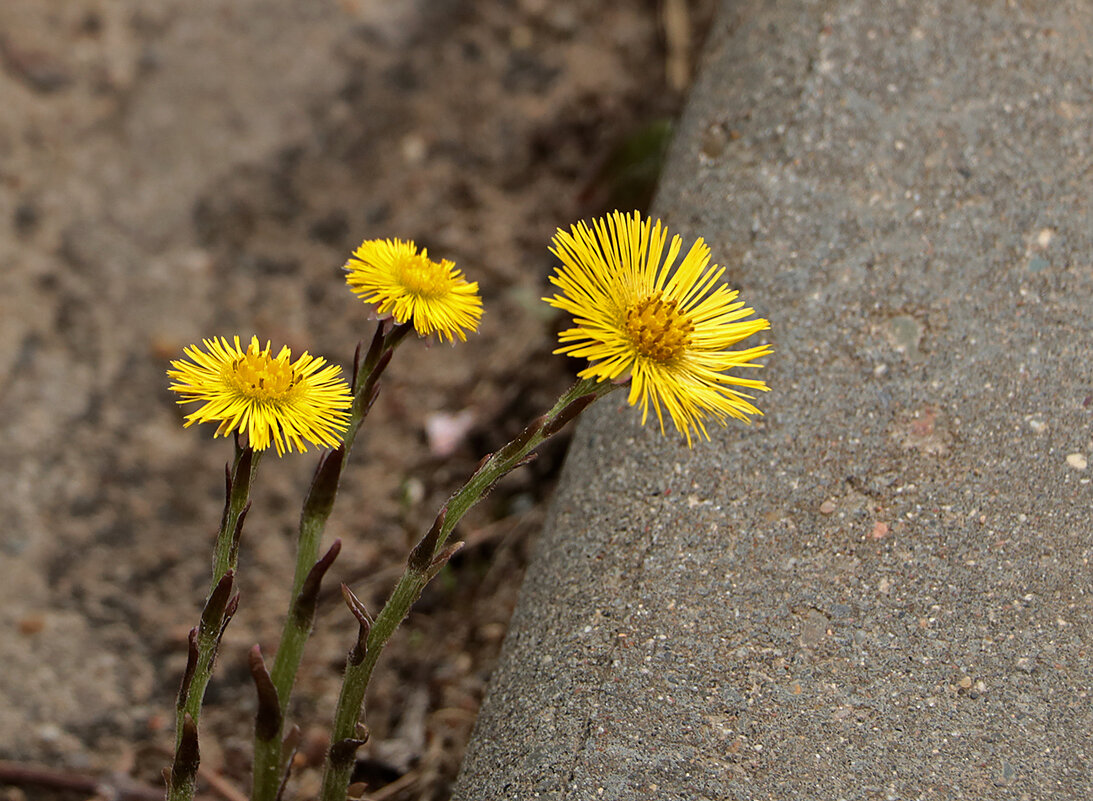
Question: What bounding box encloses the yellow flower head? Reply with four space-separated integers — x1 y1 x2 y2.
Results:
344 238 483 343
168 336 353 456
545 211 772 446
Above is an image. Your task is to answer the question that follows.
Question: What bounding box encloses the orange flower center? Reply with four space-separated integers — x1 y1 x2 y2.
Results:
231 345 297 400
624 295 694 362
396 254 451 299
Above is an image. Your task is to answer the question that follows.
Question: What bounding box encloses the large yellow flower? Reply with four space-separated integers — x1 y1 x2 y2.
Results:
545 211 771 446
344 239 482 343
168 336 352 455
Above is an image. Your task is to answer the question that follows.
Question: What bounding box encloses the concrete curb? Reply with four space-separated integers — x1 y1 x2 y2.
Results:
453 1 1092 798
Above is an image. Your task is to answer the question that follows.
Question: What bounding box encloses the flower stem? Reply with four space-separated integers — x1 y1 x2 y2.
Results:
317 376 616 801
168 440 260 801
250 323 411 801
212 442 259 585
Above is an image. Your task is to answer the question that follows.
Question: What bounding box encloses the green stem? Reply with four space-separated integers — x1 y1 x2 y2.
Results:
318 377 617 801
168 441 261 801
251 323 411 801
211 441 259 585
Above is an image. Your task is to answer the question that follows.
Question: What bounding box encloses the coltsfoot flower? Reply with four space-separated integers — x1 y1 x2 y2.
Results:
546 210 772 446
168 336 353 455
344 239 483 343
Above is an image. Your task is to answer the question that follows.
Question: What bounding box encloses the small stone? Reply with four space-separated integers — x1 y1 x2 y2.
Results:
478 622 508 642
1066 453 1087 470
958 675 973 690
878 577 891 595
995 759 1017 786
700 124 729 159
18 615 45 635
1015 656 1036 674
424 410 475 458
870 521 890 540
893 405 951 456
884 314 923 358
799 609 828 647
2 45 72 92
1027 417 1047 434
819 499 837 515
36 723 62 743
400 133 427 165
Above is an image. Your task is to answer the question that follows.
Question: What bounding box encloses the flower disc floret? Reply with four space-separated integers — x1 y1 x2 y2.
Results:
625 295 694 361
344 238 483 342
168 336 352 455
545 210 772 446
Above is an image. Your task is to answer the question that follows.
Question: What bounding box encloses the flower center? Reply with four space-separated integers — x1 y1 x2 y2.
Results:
624 295 694 362
396 254 451 299
231 345 297 400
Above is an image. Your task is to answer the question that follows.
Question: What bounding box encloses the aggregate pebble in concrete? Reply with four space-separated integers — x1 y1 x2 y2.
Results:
453 1 1093 798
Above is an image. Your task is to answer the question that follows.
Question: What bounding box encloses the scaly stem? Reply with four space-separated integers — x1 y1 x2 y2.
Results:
211 441 258 586
168 440 261 801
250 323 411 801
318 377 617 801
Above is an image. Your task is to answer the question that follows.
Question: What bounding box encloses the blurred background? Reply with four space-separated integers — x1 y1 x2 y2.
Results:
0 1 715 798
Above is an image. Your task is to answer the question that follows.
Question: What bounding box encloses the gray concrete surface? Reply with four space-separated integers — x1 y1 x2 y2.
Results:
453 1 1093 798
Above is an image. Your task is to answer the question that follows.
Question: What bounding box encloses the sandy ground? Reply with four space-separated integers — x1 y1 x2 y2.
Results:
0 1 712 799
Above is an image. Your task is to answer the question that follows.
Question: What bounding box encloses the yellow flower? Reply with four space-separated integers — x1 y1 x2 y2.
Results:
344 238 483 343
545 211 771 446
168 336 353 456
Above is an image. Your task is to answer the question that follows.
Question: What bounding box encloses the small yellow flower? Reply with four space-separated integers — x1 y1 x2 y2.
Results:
344 239 483 343
168 336 352 456
545 211 772 446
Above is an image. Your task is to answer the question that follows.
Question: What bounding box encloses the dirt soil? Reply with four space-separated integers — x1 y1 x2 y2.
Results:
0 1 713 799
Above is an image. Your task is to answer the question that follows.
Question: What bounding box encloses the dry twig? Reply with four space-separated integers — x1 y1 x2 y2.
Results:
0 759 176 801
